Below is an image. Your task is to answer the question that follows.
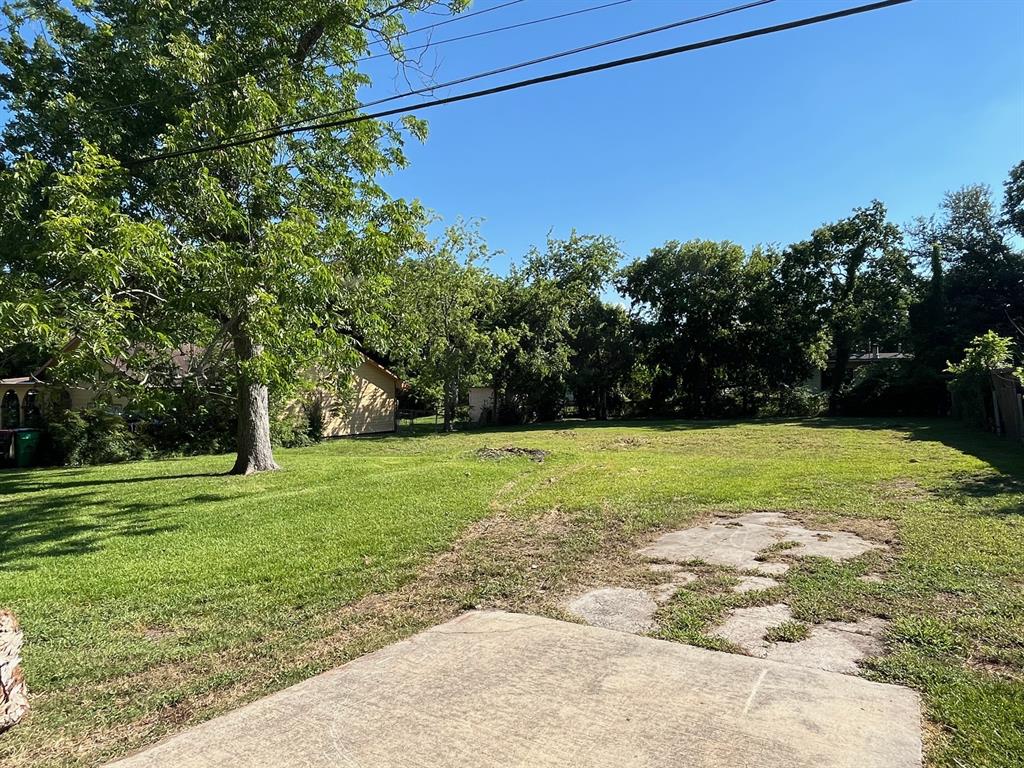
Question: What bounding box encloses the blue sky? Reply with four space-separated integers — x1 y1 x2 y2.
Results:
361 0 1024 272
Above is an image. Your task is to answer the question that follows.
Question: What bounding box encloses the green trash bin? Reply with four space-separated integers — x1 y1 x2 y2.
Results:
14 429 41 468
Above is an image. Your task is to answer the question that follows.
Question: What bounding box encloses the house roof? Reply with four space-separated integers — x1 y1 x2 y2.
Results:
360 354 404 386
0 375 45 386
847 351 914 363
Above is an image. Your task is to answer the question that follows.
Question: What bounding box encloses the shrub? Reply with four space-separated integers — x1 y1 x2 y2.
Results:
838 361 950 417
760 386 828 418
301 392 333 443
946 331 1023 428
270 412 315 448
45 408 145 466
138 384 236 456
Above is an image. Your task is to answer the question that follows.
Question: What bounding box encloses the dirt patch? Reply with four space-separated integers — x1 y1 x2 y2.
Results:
475 446 549 462
139 626 180 643
606 436 650 449
876 478 933 503
772 509 898 547
966 656 1024 683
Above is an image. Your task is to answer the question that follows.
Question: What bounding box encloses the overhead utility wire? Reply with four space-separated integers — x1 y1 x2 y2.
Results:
358 0 634 62
151 0 777 152
93 0 528 116
389 0 528 39
130 0 912 166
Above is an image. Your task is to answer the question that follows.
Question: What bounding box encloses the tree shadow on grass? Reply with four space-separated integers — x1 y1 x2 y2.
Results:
789 417 1024 517
0 469 225 494
387 416 746 441
0 474 233 569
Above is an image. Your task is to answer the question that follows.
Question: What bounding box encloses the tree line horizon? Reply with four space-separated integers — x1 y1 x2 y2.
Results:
0 1 1020 473
396 162 1023 430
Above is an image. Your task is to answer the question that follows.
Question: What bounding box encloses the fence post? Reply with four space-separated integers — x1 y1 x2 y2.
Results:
1016 386 1024 444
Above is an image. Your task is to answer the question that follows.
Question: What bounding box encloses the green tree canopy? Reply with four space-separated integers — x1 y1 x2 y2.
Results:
0 0 459 472
490 232 622 423
395 222 500 431
785 201 911 413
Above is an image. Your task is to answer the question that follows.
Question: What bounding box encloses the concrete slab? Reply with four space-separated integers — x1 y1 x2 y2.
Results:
648 583 680 603
766 619 888 676
733 576 780 594
647 565 698 603
647 562 689 575
638 512 881 575
108 611 922 768
709 603 793 656
564 587 657 633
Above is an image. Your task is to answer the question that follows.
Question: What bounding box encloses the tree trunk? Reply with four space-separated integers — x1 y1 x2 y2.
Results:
0 610 28 734
230 329 280 475
443 377 455 433
828 334 852 416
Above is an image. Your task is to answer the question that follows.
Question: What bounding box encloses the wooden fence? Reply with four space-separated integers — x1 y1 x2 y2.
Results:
991 371 1024 443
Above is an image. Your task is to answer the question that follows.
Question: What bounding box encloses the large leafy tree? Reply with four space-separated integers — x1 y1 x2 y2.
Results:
1003 160 1024 239
396 223 499 431
785 202 912 413
567 300 635 420
618 239 826 416
908 179 1024 355
490 232 621 423
0 0 455 473
620 239 750 415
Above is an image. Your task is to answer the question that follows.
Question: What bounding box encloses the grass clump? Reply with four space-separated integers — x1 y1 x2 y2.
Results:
765 620 811 644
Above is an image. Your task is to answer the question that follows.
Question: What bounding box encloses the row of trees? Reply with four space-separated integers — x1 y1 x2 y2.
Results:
0 1 1019 472
398 163 1024 427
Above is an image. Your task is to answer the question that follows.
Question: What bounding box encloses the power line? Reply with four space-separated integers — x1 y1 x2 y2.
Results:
132 0 911 166
222 0 776 147
92 0 528 117
385 0 528 40
358 0 634 63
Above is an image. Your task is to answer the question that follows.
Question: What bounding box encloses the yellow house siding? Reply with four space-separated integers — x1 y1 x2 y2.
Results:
68 387 98 411
302 359 398 438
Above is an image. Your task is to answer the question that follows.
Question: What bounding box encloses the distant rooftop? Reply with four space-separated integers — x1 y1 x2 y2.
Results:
847 351 913 363
0 375 45 386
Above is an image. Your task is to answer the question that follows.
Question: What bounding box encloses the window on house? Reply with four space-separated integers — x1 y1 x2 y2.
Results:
1 390 20 428
22 390 42 427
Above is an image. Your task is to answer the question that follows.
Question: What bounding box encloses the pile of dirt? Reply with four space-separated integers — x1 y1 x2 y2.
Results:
475 446 549 463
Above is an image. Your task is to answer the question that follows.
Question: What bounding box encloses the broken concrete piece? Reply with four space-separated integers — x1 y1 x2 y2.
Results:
647 563 688 575
732 576 779 594
766 619 887 675
650 583 681 602
859 574 884 584
564 587 657 634
647 565 698 603
638 512 882 575
709 603 793 656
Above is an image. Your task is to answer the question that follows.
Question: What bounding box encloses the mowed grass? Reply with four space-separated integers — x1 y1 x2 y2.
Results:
1 418 1022 766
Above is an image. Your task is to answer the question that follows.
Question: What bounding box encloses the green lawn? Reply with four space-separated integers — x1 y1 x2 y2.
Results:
1 419 1022 766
